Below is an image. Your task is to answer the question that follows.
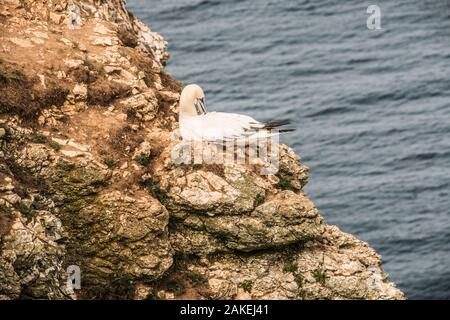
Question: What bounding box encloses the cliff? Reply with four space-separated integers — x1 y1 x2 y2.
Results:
0 0 404 300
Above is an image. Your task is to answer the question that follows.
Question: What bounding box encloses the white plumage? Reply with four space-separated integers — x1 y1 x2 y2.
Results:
178 84 294 142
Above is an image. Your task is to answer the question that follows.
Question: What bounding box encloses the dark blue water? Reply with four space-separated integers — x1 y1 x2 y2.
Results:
127 0 450 299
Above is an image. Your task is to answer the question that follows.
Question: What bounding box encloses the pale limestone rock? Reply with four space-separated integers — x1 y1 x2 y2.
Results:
67 140 90 152
64 191 173 285
104 65 122 74
49 12 63 25
2 193 21 205
0 257 21 300
30 37 44 45
1 212 74 299
64 58 84 69
170 191 324 254
60 37 74 47
134 283 153 300
32 31 49 39
183 225 404 300
72 83 87 101
120 92 158 120
92 37 113 46
278 144 309 190
56 70 67 79
133 141 152 163
9 37 34 48
60 149 88 158
93 24 112 35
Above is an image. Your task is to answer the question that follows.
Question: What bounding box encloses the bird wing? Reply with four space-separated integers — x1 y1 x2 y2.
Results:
180 112 257 141
180 112 293 142
200 112 262 141
180 112 293 141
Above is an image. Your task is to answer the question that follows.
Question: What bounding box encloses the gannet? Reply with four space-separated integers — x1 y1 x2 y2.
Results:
178 84 295 142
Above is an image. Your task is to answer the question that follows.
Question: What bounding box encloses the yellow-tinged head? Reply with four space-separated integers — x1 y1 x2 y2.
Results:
179 84 206 117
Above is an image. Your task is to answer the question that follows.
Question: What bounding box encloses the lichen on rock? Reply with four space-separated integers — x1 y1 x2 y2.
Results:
170 190 324 254
180 225 404 300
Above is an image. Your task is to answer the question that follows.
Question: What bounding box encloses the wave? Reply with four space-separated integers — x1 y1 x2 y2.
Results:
306 106 354 117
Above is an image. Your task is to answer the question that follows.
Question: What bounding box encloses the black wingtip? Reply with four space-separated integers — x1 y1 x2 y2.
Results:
278 128 296 133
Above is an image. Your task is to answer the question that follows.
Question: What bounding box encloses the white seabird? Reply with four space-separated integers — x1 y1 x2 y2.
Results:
179 84 295 142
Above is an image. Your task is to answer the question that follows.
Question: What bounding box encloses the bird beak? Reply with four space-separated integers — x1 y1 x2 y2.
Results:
195 97 206 115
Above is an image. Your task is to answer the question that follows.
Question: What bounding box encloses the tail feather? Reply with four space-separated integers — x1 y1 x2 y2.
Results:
262 119 291 129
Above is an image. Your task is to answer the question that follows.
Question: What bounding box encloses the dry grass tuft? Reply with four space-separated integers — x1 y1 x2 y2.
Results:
87 79 131 106
0 60 69 120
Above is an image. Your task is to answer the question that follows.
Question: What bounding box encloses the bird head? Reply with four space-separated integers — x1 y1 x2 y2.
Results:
179 84 206 117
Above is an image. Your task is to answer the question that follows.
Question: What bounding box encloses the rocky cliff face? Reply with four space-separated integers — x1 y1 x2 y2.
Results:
0 0 404 300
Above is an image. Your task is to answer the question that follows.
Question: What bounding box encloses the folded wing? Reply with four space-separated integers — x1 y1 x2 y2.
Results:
180 112 294 142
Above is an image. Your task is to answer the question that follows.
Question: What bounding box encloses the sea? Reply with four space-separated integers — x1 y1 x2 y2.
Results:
126 0 450 299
